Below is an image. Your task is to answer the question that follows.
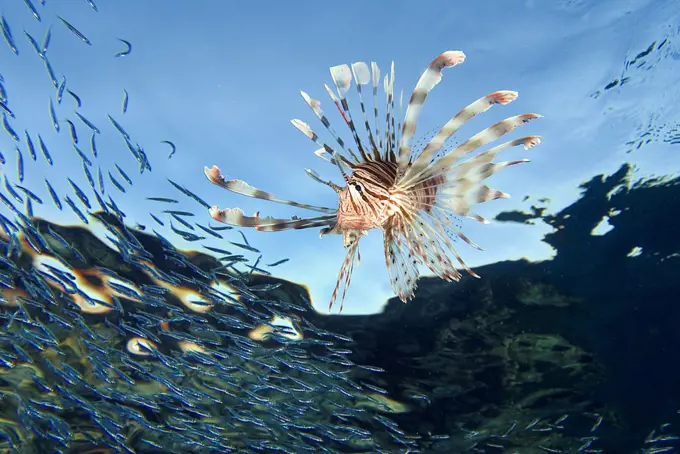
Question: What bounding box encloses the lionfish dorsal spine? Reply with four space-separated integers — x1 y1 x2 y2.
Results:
396 50 467 179
330 65 371 162
300 91 350 156
399 113 542 191
400 90 520 184
371 62 381 152
350 62 380 160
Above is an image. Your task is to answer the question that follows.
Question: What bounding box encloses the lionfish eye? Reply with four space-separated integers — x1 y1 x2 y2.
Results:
354 184 363 192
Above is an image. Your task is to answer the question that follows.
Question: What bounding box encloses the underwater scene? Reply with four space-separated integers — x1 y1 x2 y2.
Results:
0 0 679 453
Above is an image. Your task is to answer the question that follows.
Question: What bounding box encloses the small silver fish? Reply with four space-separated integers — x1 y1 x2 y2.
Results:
167 179 211 209
108 172 126 193
108 114 130 139
74 111 100 133
15 184 42 204
48 98 59 132
115 164 132 185
41 26 51 53
63 195 88 223
0 100 12 118
24 30 43 57
67 178 91 209
1 14 19 55
122 89 129 113
38 134 53 165
57 76 66 104
57 15 91 46
65 119 78 143
90 131 97 157
15 146 24 182
44 179 62 210
43 57 58 87
67 89 81 107
25 130 37 160
22 0 41 22
72 144 92 166
161 140 176 159
97 167 104 193
146 197 178 203
3 113 19 141
266 258 289 267
114 38 132 58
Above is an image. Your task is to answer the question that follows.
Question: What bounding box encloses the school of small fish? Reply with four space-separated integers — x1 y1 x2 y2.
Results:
0 1 679 453
205 50 542 313
0 2 417 452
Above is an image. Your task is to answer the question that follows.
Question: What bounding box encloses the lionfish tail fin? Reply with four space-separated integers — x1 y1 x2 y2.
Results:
204 165 336 214
328 237 361 313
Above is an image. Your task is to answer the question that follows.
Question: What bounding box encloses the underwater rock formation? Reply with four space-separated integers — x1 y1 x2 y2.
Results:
0 212 415 453
2 163 678 453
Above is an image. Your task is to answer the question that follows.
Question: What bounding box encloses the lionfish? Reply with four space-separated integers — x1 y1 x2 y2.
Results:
204 50 542 313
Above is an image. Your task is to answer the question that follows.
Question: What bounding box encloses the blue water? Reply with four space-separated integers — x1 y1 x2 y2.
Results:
0 0 678 452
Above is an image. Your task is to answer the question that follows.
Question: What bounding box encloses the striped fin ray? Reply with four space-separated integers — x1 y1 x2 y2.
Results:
449 135 542 183
371 62 381 151
398 114 542 190
389 64 398 159
304 168 342 192
412 135 541 202
383 66 396 161
384 218 420 301
291 119 356 166
396 89 404 154
404 214 465 281
408 176 492 225
329 234 362 312
390 203 480 288
426 208 485 251
299 91 360 163
328 65 371 161
418 209 481 278
209 207 336 232
313 147 354 176
204 165 336 214
350 62 380 159
400 90 519 184
396 50 467 177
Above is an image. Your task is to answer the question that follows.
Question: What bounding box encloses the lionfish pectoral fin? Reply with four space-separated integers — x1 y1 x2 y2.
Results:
210 206 336 232
328 236 361 313
383 223 420 302
319 223 343 239
204 165 336 214
342 229 367 248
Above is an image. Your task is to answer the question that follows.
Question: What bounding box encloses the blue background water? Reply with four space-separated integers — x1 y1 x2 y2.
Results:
0 0 677 314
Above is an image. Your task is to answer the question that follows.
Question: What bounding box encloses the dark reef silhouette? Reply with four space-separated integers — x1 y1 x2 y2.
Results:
2 163 677 453
296 163 680 452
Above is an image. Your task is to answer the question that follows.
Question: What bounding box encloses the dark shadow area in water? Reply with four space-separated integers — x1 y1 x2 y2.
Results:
304 163 680 452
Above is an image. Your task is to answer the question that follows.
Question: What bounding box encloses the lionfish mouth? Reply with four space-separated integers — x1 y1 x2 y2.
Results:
205 50 542 313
